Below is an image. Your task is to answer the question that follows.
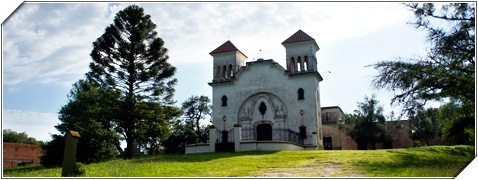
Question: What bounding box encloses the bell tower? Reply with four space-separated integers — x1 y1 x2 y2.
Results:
210 40 248 82
281 30 320 73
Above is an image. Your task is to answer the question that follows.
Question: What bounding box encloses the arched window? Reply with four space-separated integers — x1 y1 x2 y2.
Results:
216 66 221 79
304 55 309 70
297 56 303 71
222 65 227 79
228 64 233 77
290 57 296 72
221 95 228 106
298 88 304 100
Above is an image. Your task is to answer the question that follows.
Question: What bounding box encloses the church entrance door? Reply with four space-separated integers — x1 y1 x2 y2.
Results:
257 124 272 141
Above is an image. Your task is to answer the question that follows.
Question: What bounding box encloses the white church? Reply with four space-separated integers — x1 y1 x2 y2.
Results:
186 30 328 153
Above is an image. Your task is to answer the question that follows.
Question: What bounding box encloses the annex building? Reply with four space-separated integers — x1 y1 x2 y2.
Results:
185 30 415 154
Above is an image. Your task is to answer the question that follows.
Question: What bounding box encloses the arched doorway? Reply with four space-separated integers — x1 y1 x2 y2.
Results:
257 124 272 140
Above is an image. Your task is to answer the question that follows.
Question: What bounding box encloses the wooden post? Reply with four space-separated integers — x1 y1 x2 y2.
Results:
62 130 81 177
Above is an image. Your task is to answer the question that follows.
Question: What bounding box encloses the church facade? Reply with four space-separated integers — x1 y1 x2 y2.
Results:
186 30 326 153
209 29 324 150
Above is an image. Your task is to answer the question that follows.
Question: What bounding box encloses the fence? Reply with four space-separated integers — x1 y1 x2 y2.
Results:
216 129 234 143
241 128 312 145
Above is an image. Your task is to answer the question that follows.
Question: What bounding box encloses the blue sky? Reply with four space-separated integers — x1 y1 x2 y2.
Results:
2 1 434 142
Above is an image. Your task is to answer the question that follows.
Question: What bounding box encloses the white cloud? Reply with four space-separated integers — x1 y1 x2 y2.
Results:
2 110 60 142
3 2 412 87
298 2 412 44
2 3 113 87
139 2 413 67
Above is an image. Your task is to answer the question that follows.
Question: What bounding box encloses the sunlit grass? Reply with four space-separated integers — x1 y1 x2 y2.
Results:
2 166 61 177
3 145 474 177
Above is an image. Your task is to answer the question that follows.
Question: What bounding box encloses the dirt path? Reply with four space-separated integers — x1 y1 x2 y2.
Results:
256 163 363 177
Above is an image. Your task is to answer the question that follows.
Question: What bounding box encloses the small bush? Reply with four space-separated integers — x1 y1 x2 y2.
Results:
413 140 421 147
73 162 86 176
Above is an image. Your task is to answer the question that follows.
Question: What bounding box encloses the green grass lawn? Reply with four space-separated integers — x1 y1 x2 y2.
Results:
3 145 475 177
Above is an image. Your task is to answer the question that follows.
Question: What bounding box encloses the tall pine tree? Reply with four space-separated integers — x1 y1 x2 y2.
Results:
87 5 177 159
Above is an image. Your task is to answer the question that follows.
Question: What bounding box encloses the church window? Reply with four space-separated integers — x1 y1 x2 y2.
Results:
290 57 296 72
221 95 228 106
298 88 304 100
222 65 227 79
304 55 309 70
259 102 267 115
298 56 304 71
228 64 233 77
216 66 221 79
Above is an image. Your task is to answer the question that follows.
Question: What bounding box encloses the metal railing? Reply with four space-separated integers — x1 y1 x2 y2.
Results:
216 129 234 143
241 128 311 145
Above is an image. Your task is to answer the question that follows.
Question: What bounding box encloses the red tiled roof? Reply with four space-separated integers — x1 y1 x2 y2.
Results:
210 40 237 54
281 29 316 45
209 40 247 58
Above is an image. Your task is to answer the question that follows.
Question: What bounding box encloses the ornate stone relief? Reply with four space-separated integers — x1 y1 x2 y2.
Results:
238 93 288 127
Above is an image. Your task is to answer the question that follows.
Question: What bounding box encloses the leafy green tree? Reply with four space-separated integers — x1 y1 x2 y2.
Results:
86 4 177 159
438 101 474 145
339 95 391 150
40 134 65 167
162 120 199 154
135 103 181 155
370 3 474 113
41 79 121 167
409 106 440 146
369 3 474 145
181 95 212 143
2 129 42 145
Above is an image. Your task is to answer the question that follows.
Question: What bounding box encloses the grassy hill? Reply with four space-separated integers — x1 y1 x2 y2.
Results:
3 145 475 177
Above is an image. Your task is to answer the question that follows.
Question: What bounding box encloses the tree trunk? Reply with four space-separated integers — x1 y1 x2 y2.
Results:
124 131 134 159
114 140 124 156
124 55 136 159
195 115 205 143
